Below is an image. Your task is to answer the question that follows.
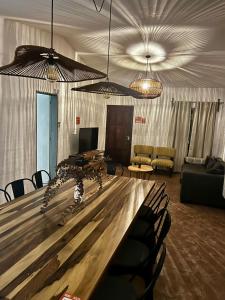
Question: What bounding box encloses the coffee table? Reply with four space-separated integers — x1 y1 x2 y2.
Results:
128 164 154 179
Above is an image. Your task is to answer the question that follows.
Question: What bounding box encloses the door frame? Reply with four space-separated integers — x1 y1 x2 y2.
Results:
36 91 58 173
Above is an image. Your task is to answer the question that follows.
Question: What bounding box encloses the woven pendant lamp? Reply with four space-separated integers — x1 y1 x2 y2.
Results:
72 0 138 98
129 55 163 99
72 79 139 98
0 0 106 83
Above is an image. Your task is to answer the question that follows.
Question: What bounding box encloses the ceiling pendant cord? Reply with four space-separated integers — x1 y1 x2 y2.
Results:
106 0 113 81
50 0 54 50
145 54 150 78
0 0 106 82
92 0 106 13
71 0 138 97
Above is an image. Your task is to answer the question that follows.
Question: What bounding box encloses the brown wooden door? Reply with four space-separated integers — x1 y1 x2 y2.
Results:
105 105 134 166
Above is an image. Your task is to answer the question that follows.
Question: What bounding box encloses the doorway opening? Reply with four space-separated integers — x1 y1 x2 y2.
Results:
36 92 58 181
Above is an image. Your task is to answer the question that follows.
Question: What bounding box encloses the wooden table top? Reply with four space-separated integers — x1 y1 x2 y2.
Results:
128 164 154 173
0 175 154 300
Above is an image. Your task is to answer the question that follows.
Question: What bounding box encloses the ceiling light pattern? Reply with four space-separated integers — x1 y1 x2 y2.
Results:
72 0 137 97
1 0 225 87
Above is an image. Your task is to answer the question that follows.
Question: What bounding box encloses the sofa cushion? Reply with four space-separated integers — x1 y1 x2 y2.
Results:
182 163 206 174
152 158 174 168
130 156 152 165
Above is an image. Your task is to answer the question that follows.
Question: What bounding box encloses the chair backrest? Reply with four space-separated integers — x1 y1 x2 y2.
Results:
142 243 166 300
32 170 51 189
5 178 36 199
143 182 166 220
151 193 169 215
0 188 11 202
134 145 153 156
154 209 171 254
154 147 176 159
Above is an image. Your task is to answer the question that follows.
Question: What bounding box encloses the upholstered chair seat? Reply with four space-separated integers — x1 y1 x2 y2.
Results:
151 158 174 168
130 145 153 166
151 147 176 176
131 155 152 165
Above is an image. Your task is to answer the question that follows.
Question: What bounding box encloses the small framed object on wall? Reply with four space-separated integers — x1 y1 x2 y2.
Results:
135 116 146 124
76 116 80 125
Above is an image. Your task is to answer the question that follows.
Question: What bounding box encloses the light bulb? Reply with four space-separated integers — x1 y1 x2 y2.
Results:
103 92 110 99
45 63 59 82
142 81 150 90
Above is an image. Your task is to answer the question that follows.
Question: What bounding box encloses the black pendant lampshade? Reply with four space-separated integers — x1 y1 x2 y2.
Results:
72 80 140 98
72 0 138 98
0 45 106 82
0 0 106 83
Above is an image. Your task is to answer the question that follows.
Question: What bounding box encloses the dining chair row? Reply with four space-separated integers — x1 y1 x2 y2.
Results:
0 170 51 202
90 182 171 300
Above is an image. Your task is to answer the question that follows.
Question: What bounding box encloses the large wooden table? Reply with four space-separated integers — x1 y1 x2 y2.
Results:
0 175 154 300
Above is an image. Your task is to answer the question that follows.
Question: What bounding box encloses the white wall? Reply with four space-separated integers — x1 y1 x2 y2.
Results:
0 17 225 197
88 88 225 158
0 19 103 191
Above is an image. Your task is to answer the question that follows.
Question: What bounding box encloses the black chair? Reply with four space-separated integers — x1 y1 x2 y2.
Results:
128 194 170 243
109 209 171 276
91 243 166 300
138 182 166 220
0 188 11 202
105 160 124 176
32 170 51 189
5 178 36 199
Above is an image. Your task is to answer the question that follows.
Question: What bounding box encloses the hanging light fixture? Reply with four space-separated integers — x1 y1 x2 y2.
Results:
0 0 106 82
129 55 163 99
71 0 139 98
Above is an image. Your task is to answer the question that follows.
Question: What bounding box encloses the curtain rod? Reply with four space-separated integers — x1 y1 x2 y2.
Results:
171 98 224 112
171 98 224 104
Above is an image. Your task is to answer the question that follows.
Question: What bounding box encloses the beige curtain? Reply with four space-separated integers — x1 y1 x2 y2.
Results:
212 103 225 199
0 19 77 193
212 103 225 160
168 102 192 171
188 103 217 158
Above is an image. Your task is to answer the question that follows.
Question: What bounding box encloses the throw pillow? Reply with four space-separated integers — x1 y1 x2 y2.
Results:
185 157 205 165
206 161 224 175
205 155 210 166
206 156 216 169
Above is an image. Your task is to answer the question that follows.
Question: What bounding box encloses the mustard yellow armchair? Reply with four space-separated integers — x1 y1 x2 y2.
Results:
151 147 176 176
130 145 153 166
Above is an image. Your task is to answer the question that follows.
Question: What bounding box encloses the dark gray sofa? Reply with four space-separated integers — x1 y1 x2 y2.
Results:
180 160 225 208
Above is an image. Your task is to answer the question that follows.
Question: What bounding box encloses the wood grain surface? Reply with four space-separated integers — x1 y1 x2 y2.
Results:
128 165 153 172
0 175 154 300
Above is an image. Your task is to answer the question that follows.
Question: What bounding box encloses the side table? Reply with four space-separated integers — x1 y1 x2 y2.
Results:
128 164 154 180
